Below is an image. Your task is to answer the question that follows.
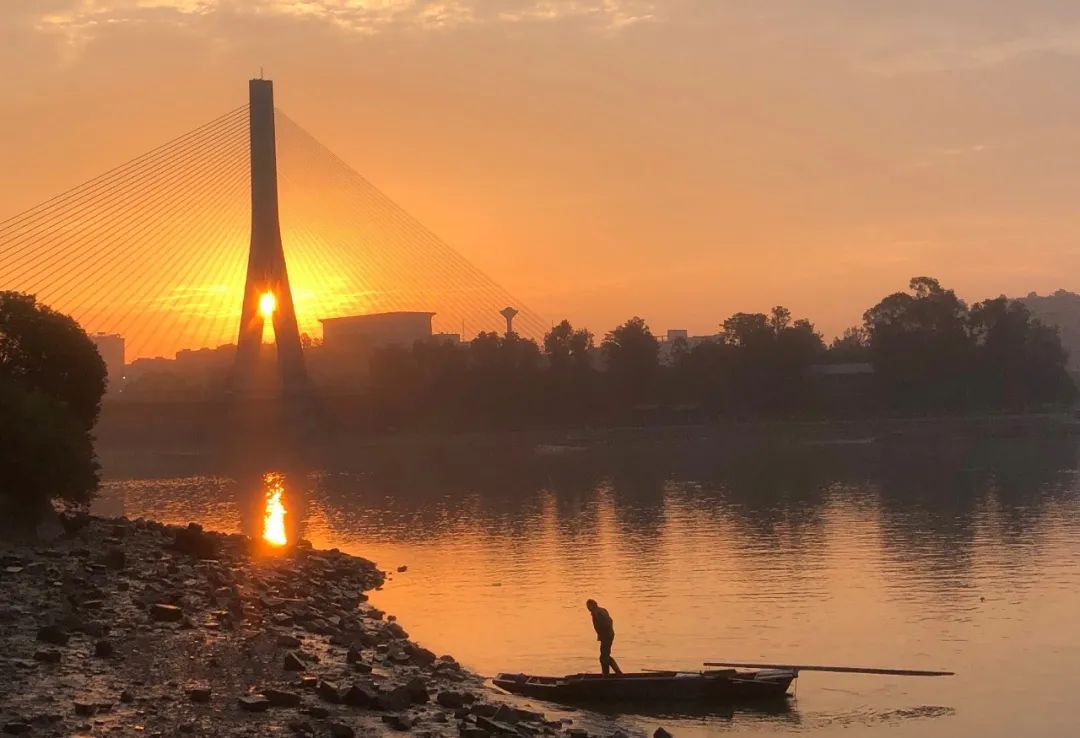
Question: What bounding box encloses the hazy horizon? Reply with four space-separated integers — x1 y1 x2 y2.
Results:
4 1 1080 346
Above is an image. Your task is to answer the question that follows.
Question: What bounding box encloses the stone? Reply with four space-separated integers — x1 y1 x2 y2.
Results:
382 713 415 731
149 604 183 622
403 677 430 703
304 706 330 719
93 640 114 658
287 719 315 735
316 680 343 704
172 523 218 559
73 701 96 716
436 691 466 709
327 724 355 738
33 649 61 663
299 675 318 689
187 686 212 703
262 689 301 708
238 695 271 712
653 730 673 738
36 625 69 645
119 691 134 704
2 723 31 735
375 686 412 712
476 716 518 734
459 728 491 738
276 634 302 649
283 651 306 671
103 547 126 570
396 565 408 573
341 683 378 708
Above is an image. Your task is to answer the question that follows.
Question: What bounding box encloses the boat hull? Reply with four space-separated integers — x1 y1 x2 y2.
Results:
492 670 795 707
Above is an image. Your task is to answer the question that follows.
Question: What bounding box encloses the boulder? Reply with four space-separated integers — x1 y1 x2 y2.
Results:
341 683 378 708
328 724 355 738
382 713 415 731
33 649 61 663
436 691 467 709
187 686 212 703
238 695 271 712
93 640 114 658
262 689 301 708
36 625 69 645
316 680 343 704
283 651 306 671
149 604 183 623
171 523 218 559
653 730 673 738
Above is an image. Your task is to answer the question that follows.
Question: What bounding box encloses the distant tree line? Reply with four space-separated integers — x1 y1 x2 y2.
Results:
0 292 106 521
360 277 1075 430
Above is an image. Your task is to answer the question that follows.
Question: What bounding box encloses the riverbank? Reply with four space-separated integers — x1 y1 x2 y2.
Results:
0 515 632 738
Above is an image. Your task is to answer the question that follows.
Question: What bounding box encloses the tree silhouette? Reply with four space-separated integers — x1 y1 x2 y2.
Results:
602 317 660 405
0 291 106 430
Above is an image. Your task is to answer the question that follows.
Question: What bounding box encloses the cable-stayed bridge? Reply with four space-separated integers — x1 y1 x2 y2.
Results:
0 80 546 376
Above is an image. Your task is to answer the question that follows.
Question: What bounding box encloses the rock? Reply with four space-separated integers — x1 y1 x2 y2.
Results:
376 686 413 712
238 695 271 712
396 565 408 573
93 640 114 658
352 660 373 674
653 730 673 738
436 691 466 709
565 730 588 738
73 701 96 716
328 724 355 738
476 716 518 734
283 651 306 671
277 634 302 648
187 686 212 703
172 523 218 559
304 705 330 719
149 604 183 622
341 683 378 708
382 713 415 731
491 705 520 724
316 680 343 704
262 689 301 708
299 675 319 689
119 691 134 704
36 625 69 645
33 649 61 663
459 730 490 738
287 719 315 735
103 547 126 570
403 677 430 703
2 723 31 735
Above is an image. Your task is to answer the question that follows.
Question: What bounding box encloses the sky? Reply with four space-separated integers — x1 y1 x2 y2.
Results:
4 0 1080 343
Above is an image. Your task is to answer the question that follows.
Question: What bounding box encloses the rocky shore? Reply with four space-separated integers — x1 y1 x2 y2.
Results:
0 516 636 738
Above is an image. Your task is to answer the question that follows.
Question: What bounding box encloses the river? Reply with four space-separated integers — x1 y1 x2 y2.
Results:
93 430 1080 737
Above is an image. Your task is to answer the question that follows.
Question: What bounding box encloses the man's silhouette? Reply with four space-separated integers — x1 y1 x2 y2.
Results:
586 599 622 676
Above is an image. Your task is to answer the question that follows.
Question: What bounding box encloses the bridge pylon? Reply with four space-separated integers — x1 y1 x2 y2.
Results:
233 78 308 394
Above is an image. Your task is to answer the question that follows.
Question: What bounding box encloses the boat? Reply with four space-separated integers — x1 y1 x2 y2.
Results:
492 668 796 706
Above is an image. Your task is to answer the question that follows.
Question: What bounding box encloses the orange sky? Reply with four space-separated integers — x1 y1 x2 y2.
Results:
3 1 1080 346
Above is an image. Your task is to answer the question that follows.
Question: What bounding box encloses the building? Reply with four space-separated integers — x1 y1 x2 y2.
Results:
431 333 462 346
658 329 719 366
90 333 125 391
320 311 435 353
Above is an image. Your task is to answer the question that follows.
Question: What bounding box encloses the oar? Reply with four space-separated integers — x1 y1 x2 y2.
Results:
704 661 954 677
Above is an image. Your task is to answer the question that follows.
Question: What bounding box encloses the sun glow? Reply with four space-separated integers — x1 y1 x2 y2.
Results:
262 473 287 547
259 291 277 318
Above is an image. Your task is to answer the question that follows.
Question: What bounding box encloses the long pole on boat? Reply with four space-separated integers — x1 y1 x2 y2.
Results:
703 661 954 677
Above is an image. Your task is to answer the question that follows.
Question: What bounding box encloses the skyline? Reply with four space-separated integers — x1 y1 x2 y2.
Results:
4 1 1080 347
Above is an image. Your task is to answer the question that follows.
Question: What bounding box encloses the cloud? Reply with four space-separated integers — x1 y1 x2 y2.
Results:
23 0 656 52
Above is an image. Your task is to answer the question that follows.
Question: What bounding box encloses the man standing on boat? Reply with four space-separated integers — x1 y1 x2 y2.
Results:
586 599 622 676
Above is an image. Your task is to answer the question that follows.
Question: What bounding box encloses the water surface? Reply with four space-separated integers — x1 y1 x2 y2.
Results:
95 432 1080 737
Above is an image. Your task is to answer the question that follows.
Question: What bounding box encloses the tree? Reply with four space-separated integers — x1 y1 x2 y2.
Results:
0 291 106 429
828 326 870 363
863 277 973 412
601 317 660 403
544 320 594 371
968 297 1075 409
0 378 99 521
0 293 105 519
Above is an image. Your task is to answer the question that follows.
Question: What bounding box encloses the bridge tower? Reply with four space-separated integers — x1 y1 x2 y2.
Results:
233 79 308 392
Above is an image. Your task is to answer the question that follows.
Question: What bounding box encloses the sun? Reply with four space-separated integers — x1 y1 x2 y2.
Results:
259 291 276 318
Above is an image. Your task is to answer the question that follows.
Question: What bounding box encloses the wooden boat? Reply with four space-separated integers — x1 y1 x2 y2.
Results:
492 668 796 706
